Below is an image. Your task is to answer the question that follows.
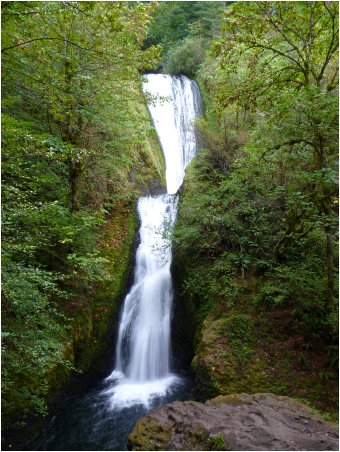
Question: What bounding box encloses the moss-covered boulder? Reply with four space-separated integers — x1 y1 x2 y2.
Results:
190 291 338 418
192 314 270 402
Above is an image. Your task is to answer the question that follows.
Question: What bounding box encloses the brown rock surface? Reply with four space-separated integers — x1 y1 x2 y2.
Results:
127 393 339 451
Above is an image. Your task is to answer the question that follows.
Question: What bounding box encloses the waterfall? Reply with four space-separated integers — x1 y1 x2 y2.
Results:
144 74 202 194
105 74 201 408
114 194 176 382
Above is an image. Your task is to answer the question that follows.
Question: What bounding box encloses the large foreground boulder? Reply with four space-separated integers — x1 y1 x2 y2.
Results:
127 393 339 451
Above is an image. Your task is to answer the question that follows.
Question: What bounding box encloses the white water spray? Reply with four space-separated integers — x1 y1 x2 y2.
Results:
105 74 201 408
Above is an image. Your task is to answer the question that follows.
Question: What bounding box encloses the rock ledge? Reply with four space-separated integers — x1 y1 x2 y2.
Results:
127 393 338 451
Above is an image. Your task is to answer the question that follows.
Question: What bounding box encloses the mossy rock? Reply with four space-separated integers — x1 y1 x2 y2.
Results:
127 394 339 451
192 314 270 401
127 416 172 451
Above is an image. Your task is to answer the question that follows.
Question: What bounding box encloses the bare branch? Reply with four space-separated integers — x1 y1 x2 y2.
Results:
2 36 123 59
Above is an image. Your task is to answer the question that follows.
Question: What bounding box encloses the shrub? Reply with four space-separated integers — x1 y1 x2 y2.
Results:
164 37 204 77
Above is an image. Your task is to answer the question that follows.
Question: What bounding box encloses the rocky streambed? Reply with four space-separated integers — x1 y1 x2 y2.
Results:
127 393 339 451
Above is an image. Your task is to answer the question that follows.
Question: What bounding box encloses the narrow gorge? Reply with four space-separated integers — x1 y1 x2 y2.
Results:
33 74 202 451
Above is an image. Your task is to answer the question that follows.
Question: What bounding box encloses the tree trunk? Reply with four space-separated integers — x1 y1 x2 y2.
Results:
317 132 335 311
69 159 81 212
325 227 334 311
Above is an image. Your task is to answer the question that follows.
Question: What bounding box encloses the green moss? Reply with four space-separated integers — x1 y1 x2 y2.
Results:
1 344 75 448
184 428 232 451
211 432 229 451
190 304 339 418
127 417 172 451
73 199 138 373
129 101 166 192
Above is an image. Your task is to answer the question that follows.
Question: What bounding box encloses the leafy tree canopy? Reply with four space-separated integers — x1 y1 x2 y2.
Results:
206 1 338 307
1 1 161 435
143 1 231 74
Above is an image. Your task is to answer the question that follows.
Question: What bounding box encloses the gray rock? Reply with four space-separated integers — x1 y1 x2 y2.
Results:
127 393 339 451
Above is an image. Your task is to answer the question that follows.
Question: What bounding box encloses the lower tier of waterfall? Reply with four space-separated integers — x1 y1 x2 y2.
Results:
113 195 177 383
102 194 179 408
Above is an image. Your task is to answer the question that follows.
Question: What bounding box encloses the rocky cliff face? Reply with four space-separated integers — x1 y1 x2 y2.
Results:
127 393 339 451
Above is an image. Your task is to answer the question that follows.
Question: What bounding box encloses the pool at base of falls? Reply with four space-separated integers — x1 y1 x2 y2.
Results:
33 374 193 451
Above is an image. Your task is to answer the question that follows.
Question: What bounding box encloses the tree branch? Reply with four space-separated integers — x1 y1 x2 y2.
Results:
2 36 124 59
318 2 339 83
242 40 306 76
259 3 306 64
260 139 315 160
2 37 62 53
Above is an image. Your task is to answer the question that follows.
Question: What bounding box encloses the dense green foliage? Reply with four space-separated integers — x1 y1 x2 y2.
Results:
172 1 338 372
144 1 229 76
1 1 164 442
1 0 338 446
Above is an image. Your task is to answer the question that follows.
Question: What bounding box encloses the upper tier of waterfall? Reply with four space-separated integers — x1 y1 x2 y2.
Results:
143 74 202 194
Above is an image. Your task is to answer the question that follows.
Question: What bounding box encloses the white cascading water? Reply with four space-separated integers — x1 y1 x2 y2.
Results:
104 74 202 408
145 74 202 195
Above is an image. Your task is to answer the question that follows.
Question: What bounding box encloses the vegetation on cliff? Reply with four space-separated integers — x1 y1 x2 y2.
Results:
1 1 164 446
143 1 230 76
170 0 338 417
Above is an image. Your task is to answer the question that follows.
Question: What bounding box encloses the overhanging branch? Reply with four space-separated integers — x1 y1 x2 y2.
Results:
260 139 315 160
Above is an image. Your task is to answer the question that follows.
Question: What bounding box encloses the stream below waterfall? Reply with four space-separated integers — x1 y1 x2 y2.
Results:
33 74 202 451
34 376 194 451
